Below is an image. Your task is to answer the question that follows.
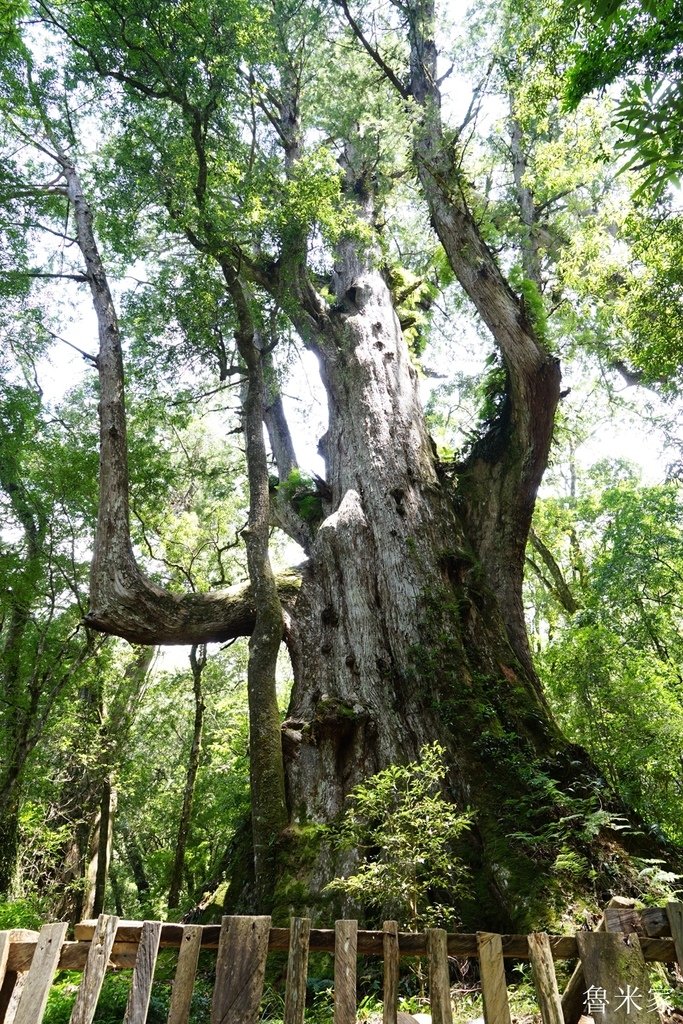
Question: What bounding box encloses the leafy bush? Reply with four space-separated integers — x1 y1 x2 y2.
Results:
0 897 42 930
325 743 472 929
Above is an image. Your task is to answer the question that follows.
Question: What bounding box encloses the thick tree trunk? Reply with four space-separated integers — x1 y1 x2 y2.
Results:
278 248 572 927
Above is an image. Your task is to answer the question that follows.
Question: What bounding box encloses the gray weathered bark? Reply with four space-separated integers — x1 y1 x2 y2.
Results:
270 222 568 921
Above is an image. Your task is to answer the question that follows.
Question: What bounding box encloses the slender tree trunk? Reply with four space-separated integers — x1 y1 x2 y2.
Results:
0 800 20 897
509 107 543 287
121 823 151 910
84 778 116 918
221 269 288 910
168 644 206 911
109 864 124 916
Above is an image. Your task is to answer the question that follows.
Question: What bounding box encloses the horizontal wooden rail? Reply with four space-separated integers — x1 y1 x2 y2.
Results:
5 924 677 973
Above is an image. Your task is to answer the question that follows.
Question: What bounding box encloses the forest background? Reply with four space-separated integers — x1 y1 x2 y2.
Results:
0 0 682 941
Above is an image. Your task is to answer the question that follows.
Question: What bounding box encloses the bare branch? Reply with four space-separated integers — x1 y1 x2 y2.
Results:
332 0 409 100
528 528 581 615
44 326 98 365
1 270 87 283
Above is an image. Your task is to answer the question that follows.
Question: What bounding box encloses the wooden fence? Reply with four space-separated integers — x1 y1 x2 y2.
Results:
0 900 682 1024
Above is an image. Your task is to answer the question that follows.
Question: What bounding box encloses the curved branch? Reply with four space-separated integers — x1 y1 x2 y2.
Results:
84 563 303 646
57 158 303 649
528 529 582 615
332 0 409 99
385 0 560 669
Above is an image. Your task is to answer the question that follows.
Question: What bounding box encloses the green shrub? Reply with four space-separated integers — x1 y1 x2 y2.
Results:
325 743 472 929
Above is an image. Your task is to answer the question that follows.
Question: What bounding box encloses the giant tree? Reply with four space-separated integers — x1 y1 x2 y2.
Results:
4 0 676 926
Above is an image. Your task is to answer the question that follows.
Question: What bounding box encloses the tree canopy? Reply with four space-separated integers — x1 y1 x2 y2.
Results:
565 0 683 195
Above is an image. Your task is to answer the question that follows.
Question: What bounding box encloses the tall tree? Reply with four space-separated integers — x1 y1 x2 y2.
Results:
167 644 207 912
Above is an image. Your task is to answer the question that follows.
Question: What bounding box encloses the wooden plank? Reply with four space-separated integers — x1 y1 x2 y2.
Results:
641 907 670 938
666 903 683 969
0 972 24 1024
5 927 679 975
576 932 653 1024
334 920 358 1024
123 920 162 1024
528 933 563 1024
167 925 202 1024
631 937 676 961
428 928 452 1024
0 932 10 991
83 920 583 958
14 921 68 1024
9 938 138 972
604 907 644 936
562 896 635 1024
73 915 682 961
284 917 311 1024
82 921 589 958
70 914 120 1024
211 915 271 1024
383 921 399 1024
477 932 511 1024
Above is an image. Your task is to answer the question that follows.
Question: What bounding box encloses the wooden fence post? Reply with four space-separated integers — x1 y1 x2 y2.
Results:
284 917 311 1024
666 903 683 970
528 932 563 1024
211 915 271 1024
576 932 653 1024
334 920 358 1024
167 925 203 1024
561 895 635 1024
123 920 162 1024
13 922 68 1024
70 914 120 1024
383 921 399 1024
428 928 453 1024
477 932 511 1024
